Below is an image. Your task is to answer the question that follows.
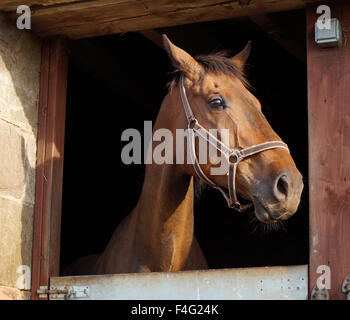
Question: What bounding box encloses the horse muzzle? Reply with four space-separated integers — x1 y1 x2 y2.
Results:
251 170 304 224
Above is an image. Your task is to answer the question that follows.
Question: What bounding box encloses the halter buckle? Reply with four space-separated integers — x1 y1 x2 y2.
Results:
188 118 198 129
228 200 243 210
233 202 241 210
228 149 243 164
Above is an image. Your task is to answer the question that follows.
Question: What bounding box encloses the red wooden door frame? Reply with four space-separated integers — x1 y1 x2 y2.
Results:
31 38 68 300
307 2 350 300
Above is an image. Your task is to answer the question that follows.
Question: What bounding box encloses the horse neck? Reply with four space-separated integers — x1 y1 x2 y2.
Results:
133 91 195 271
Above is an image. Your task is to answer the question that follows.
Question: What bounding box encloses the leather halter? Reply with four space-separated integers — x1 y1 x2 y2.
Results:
179 75 290 212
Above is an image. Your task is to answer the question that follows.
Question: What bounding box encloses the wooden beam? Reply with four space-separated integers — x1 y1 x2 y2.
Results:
31 38 68 300
4 0 322 39
307 2 350 300
250 14 305 63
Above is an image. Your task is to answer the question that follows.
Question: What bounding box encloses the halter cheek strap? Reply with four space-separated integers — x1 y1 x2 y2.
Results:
179 75 289 212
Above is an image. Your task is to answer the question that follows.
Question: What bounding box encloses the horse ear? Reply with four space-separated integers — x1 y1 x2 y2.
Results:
232 41 252 69
162 34 201 79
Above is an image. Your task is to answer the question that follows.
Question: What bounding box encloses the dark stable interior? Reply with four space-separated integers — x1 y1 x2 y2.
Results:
60 10 308 274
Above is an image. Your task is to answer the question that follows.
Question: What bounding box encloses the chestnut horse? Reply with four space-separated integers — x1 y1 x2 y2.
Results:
66 35 303 275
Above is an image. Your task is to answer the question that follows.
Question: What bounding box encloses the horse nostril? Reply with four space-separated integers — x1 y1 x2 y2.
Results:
274 174 289 200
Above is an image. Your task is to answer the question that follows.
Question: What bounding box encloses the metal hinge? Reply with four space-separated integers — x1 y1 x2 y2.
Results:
311 285 329 300
342 274 350 300
37 285 89 300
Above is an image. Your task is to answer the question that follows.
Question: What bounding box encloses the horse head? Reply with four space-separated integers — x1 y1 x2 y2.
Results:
162 35 304 224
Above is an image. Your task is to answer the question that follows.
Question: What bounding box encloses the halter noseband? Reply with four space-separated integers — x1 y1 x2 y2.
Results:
179 75 289 212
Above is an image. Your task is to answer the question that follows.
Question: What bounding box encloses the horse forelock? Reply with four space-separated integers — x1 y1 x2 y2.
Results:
167 51 250 91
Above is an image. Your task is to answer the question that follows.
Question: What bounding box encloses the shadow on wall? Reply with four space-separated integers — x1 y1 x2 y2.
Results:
0 14 41 298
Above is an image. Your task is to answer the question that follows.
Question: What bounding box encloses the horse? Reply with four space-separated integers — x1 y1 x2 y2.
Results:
65 35 304 275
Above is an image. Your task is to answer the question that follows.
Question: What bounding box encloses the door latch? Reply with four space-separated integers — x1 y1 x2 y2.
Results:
37 285 89 300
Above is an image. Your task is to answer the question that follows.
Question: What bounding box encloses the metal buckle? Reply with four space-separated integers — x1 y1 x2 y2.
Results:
188 118 198 129
229 149 242 164
233 202 241 210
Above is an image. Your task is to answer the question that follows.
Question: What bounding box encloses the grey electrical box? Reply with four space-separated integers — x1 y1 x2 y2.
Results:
315 18 342 47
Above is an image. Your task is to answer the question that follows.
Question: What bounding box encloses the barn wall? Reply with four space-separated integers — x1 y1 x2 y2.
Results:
0 14 41 299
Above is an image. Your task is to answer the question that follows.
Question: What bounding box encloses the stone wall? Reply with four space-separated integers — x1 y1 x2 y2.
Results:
0 14 41 299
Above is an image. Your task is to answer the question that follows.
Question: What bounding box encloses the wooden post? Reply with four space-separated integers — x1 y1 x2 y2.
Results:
307 2 350 300
31 38 68 299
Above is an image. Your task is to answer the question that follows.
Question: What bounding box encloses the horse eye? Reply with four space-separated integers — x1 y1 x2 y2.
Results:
209 97 225 109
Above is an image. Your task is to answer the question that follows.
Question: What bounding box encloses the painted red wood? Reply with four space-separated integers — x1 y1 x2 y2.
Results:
31 38 68 300
307 2 350 300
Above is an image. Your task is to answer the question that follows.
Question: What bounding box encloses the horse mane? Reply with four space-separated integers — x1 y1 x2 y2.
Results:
167 51 250 91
